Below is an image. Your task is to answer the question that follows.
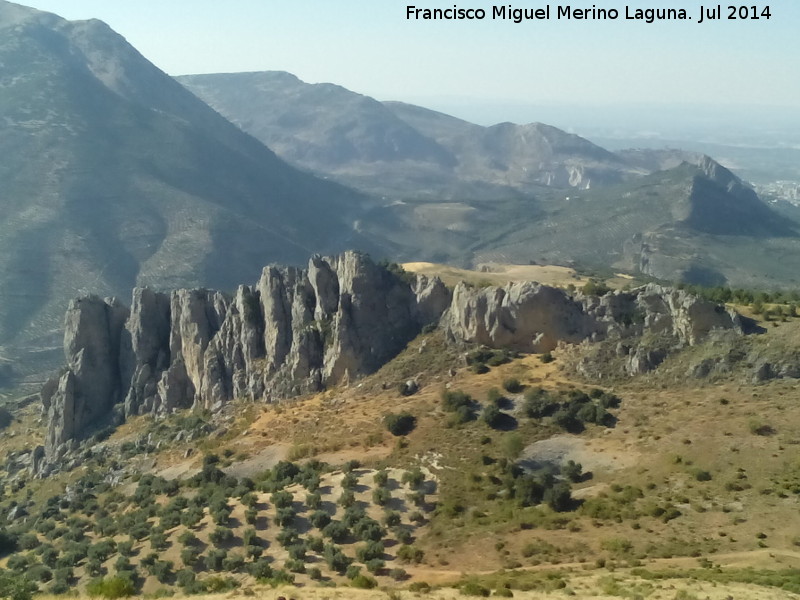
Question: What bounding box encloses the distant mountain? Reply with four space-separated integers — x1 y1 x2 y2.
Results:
178 70 800 289
178 71 647 198
0 2 366 382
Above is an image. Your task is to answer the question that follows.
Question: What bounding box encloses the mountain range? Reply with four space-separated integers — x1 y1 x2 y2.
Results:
2 1 800 387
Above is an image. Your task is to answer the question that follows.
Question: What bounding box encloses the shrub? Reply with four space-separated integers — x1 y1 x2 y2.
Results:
338 490 356 508
323 521 349 543
204 549 227 571
86 576 135 599
544 482 573 512
373 470 389 487
384 412 417 436
306 492 322 509
247 558 273 580
402 468 425 489
309 510 332 529
482 404 505 429
372 487 392 506
356 540 384 562
563 460 583 482
461 581 491 596
324 544 352 573
222 553 245 572
271 490 294 508
341 472 358 490
208 526 233 545
441 390 473 412
390 567 408 581
274 507 296 527
397 544 424 564
351 574 378 589
502 378 523 393
175 569 195 588
384 511 402 527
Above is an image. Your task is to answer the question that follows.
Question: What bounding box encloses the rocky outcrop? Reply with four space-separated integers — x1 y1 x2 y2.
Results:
445 282 742 357
42 252 451 461
444 283 601 352
41 252 744 465
44 296 129 458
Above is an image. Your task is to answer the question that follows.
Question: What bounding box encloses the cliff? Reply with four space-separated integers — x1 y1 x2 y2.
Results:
39 253 743 467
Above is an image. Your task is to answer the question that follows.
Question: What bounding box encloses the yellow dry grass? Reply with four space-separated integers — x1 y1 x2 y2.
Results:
402 261 635 290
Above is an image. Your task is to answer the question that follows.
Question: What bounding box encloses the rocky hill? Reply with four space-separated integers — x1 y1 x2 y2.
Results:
0 2 367 385
39 252 743 470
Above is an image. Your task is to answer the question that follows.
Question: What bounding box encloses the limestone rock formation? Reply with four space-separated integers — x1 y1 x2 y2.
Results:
44 296 129 457
42 252 451 461
444 282 741 358
40 252 744 465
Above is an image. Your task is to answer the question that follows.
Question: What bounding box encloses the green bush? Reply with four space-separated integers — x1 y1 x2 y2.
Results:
441 390 473 412
482 404 505 429
384 412 417 436
86 576 135 599
351 574 378 589
461 580 491 596
502 378 523 393
397 544 424 564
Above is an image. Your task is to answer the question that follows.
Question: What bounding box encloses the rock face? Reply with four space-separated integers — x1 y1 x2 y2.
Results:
41 254 743 464
43 297 129 457
444 282 741 357
42 252 452 460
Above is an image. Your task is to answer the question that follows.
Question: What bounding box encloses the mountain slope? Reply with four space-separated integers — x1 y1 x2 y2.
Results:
178 71 645 198
0 2 367 380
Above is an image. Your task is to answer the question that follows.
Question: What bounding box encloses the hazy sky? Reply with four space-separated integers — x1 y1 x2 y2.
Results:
19 0 800 114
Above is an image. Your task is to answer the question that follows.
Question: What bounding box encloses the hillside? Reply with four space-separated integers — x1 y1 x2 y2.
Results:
0 2 368 386
4 272 800 598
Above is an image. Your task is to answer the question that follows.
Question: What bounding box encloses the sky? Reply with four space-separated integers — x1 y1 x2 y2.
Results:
17 1 800 127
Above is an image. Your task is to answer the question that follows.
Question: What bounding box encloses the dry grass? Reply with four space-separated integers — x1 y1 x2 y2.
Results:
402 261 635 289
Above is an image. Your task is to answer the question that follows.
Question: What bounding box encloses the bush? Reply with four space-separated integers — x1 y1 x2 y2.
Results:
461 581 491 596
384 511 402 527
175 569 195 588
351 574 378 589
208 526 233 545
274 507 296 527
396 544 424 564
247 558 273 580
441 390 473 412
324 544 352 573
309 510 332 529
384 412 417 436
86 576 136 599
323 521 349 543
372 487 392 506
563 460 583 482
356 540 384 562
222 553 245 572
204 549 227 571
482 404 505 429
502 378 523 393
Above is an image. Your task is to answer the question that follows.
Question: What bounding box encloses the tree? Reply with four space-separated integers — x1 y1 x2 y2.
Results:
384 412 416 436
482 404 504 429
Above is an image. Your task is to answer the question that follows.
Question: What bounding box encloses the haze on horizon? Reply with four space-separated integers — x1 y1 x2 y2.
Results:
14 0 800 138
